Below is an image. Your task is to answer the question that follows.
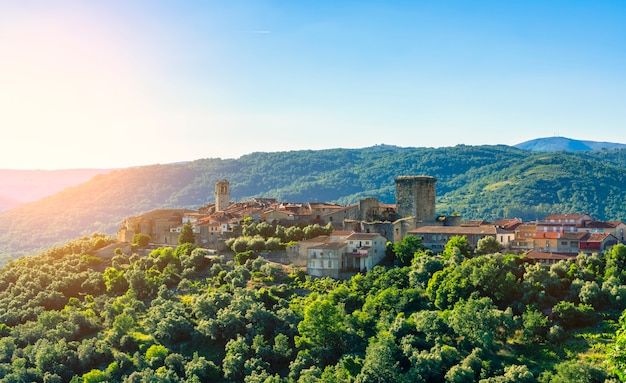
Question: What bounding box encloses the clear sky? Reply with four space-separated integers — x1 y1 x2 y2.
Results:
1 0 624 169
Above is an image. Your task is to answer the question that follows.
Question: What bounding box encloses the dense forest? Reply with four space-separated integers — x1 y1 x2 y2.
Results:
2 144 626 257
2 233 626 382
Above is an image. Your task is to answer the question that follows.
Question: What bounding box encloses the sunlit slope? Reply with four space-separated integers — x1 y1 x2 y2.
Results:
1 145 626 256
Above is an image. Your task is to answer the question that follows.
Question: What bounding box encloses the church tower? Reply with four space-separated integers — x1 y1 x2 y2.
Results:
215 179 230 212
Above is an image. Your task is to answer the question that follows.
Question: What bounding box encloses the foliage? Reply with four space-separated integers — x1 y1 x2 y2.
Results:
1 232 626 381
393 235 423 266
178 222 196 245
132 233 151 247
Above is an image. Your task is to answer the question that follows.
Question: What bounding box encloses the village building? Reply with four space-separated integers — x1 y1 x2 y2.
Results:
577 221 626 243
533 232 587 254
407 225 498 252
579 232 618 253
303 232 387 278
537 213 593 233
116 175 626 277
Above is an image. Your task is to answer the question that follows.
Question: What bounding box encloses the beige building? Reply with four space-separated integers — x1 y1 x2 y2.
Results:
307 242 347 278
298 231 387 277
408 225 498 253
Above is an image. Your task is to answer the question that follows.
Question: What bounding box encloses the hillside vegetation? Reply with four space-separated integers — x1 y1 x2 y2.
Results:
1 235 625 381
2 145 626 257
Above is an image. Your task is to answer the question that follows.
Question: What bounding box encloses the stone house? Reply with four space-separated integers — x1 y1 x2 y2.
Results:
579 232 618 253
343 232 387 272
298 231 387 277
533 232 586 254
577 221 626 243
307 242 347 278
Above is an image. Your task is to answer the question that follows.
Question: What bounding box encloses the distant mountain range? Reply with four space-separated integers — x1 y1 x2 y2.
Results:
2 141 626 258
515 136 626 152
0 169 114 213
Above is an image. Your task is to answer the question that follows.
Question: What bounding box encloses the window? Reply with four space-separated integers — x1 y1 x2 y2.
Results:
561 241 567 246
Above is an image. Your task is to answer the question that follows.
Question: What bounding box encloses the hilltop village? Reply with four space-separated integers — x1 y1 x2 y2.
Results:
117 177 625 278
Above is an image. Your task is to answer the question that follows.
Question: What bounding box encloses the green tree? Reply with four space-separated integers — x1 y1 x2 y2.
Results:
443 236 473 259
133 233 151 247
355 334 403 383
296 298 347 364
475 236 503 255
540 360 606 383
448 296 514 350
393 235 423 266
178 221 196 245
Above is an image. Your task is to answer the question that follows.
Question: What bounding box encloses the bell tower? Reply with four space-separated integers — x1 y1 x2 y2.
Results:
215 179 230 212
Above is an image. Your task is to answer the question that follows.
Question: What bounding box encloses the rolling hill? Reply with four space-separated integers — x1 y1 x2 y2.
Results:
2 144 626 257
515 136 626 152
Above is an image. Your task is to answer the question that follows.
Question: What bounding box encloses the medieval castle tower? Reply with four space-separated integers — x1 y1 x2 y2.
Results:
215 179 231 212
395 175 437 224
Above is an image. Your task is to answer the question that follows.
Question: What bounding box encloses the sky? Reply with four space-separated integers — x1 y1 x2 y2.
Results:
0 0 625 170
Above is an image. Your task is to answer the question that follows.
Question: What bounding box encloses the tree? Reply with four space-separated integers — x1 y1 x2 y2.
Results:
178 222 196 245
475 236 503 255
296 298 347 364
541 360 606 383
393 235 423 266
355 334 403 383
443 236 473 259
132 233 151 247
448 296 514 350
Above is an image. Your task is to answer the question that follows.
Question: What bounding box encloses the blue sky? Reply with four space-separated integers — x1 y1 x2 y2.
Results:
1 1 624 169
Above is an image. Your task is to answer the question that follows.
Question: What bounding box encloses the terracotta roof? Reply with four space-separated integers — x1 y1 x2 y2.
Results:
346 233 386 240
581 232 615 243
584 221 624 229
492 218 523 230
331 230 354 237
534 232 586 240
300 235 330 244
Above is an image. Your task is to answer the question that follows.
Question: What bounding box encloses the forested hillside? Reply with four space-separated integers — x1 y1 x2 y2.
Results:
1 235 625 381
2 145 626 257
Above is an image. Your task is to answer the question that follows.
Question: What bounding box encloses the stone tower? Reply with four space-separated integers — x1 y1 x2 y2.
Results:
215 179 230 212
395 176 437 223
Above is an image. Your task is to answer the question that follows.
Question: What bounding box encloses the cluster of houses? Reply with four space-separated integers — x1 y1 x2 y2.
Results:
117 178 625 278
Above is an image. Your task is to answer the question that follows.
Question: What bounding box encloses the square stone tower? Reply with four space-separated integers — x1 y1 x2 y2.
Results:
395 176 437 223
215 179 230 212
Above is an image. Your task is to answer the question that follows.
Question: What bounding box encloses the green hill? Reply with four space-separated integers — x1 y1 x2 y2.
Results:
515 136 626 152
2 145 626 257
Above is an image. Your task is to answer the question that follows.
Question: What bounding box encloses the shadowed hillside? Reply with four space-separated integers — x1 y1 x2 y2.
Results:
2 145 626 257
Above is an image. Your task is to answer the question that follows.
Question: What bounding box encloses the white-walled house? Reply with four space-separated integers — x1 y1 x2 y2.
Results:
299 231 388 278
